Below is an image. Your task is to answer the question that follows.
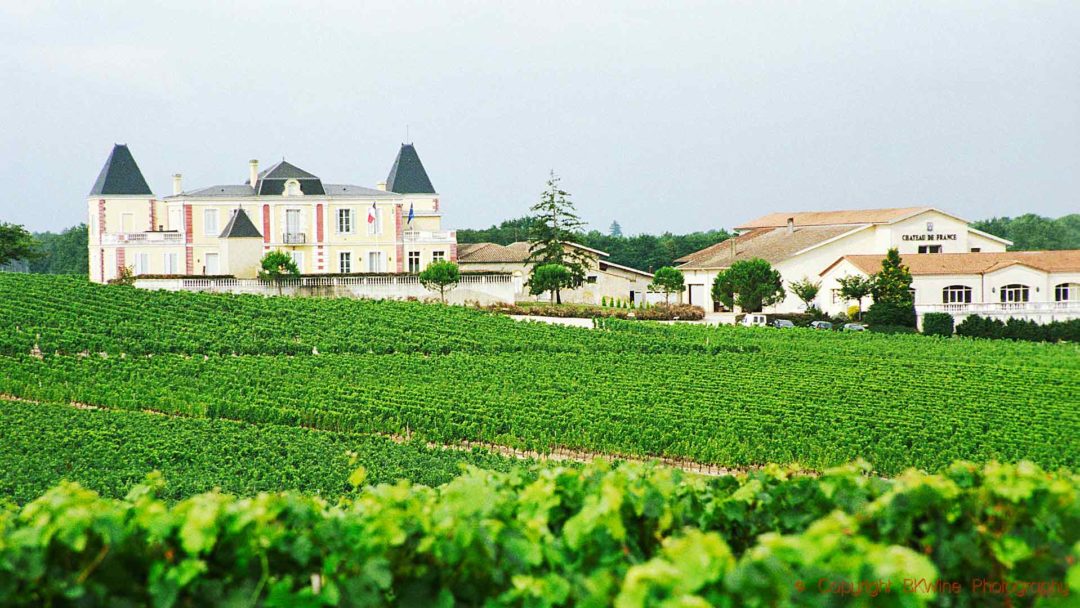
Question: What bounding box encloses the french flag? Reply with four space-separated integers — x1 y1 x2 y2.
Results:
367 202 377 224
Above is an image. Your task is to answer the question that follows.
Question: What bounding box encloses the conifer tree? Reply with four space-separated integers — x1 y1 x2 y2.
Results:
526 172 591 304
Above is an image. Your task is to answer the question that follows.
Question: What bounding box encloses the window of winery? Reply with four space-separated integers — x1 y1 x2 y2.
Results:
999 284 1029 303
942 285 972 304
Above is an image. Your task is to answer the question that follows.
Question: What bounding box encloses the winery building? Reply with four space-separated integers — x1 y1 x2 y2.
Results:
677 207 1080 323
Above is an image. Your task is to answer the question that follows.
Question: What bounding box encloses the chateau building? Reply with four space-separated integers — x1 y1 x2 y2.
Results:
87 143 455 282
677 207 1080 323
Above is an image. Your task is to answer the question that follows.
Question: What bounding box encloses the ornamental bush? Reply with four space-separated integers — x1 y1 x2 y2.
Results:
865 300 917 328
921 312 954 337
956 315 1080 343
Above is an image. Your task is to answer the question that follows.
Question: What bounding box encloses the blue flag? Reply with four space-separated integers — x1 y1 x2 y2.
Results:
407 203 415 224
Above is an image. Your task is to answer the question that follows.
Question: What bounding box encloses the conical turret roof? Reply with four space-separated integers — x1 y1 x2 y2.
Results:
89 144 153 196
386 144 436 194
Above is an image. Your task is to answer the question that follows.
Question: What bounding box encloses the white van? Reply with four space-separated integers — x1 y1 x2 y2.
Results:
740 314 768 327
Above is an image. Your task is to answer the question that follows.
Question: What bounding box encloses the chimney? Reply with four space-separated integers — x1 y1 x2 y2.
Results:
376 181 387 191
172 174 182 195
787 217 795 234
249 159 259 187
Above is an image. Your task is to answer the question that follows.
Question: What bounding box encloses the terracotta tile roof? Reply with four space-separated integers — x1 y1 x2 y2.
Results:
457 242 533 263
736 207 930 230
458 241 612 264
836 250 1080 276
677 225 865 270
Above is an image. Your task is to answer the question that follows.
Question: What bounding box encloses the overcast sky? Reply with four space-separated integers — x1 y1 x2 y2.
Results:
1 1 1077 235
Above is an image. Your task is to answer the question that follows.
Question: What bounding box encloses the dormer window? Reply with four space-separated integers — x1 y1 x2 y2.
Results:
283 179 303 196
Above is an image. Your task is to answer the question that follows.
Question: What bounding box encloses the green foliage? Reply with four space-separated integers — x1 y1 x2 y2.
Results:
788 276 821 311
259 250 300 279
526 173 592 303
956 314 1080 343
971 213 1080 251
922 313 954 337
0 399 520 504
489 302 702 321
0 222 39 266
648 266 685 302
0 460 1075 606
865 300 917 329
710 258 785 312
837 274 874 319
528 263 573 301
417 260 460 301
608 220 622 237
870 248 914 305
0 274 1077 477
29 224 88 275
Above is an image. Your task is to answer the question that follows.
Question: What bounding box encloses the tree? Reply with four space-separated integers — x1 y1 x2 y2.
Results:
525 172 592 304
866 248 916 328
528 263 573 303
258 250 300 295
789 277 821 311
870 248 913 304
29 224 88 275
418 260 461 302
710 258 785 312
0 222 39 267
836 275 873 320
649 266 685 303
608 221 623 238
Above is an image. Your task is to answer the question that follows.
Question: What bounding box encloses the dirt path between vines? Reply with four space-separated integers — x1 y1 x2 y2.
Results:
0 393 818 478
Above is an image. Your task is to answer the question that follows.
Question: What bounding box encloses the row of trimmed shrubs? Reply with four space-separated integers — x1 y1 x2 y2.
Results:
923 312 1078 342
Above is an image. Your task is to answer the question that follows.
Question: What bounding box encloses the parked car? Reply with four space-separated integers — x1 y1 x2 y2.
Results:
773 319 796 329
810 321 833 330
843 323 866 332
740 314 768 327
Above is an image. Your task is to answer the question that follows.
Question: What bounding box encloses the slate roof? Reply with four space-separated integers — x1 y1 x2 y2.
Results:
833 250 1080 276
257 161 319 181
89 144 154 196
736 207 930 230
183 185 257 197
677 225 864 270
255 161 325 196
219 208 262 239
324 184 402 197
386 144 436 194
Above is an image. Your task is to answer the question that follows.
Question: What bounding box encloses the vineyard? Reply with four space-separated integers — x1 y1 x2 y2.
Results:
0 274 1078 484
2 274 1079 605
1 460 1077 606
0 399 520 504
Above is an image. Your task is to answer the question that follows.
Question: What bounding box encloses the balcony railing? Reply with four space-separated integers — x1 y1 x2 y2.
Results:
101 232 183 245
403 230 453 243
918 301 1080 316
282 232 307 244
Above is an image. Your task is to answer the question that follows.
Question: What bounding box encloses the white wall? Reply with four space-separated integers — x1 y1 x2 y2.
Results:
135 274 516 305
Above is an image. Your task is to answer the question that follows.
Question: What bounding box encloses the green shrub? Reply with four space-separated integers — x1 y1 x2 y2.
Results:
865 300 916 328
921 312 954 337
956 315 1079 343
